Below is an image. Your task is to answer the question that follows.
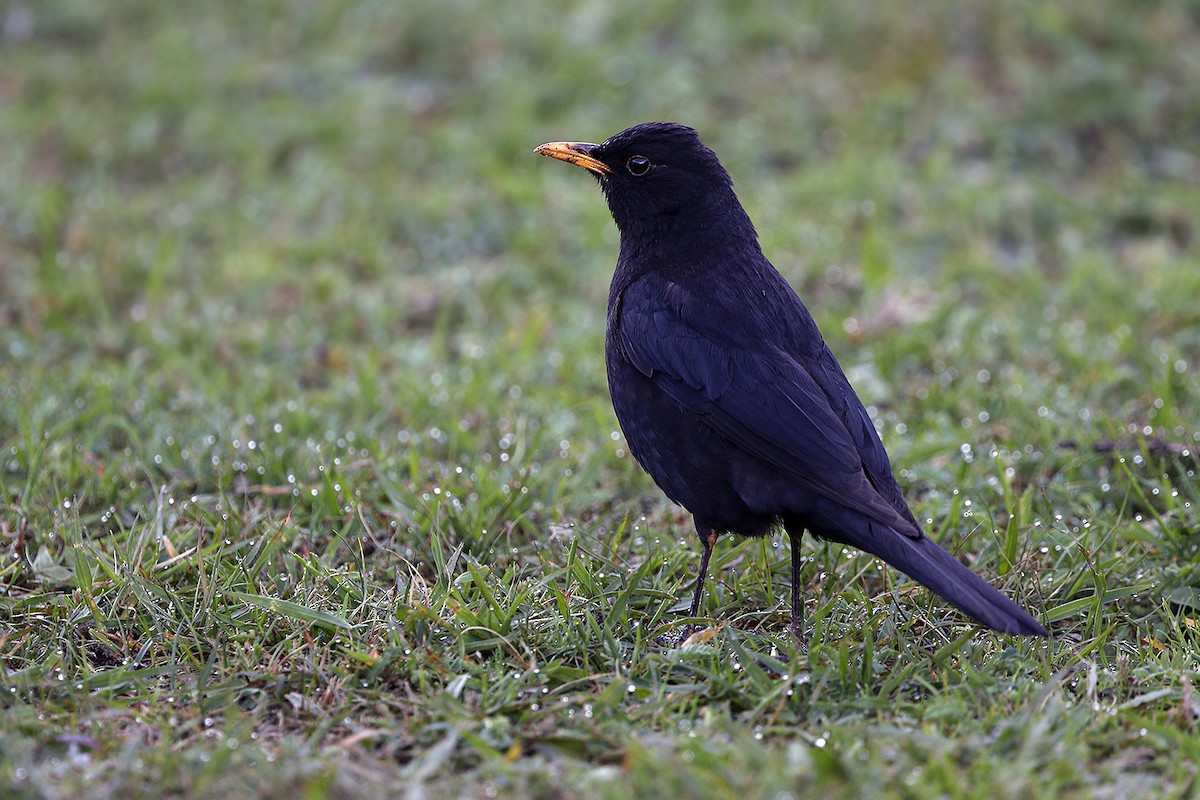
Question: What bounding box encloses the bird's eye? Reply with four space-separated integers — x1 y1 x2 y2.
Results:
626 155 652 176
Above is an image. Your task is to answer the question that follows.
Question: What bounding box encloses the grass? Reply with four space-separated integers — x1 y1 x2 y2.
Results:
2 0 1200 797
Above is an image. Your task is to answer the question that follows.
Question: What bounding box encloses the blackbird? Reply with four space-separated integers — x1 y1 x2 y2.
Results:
536 122 1047 637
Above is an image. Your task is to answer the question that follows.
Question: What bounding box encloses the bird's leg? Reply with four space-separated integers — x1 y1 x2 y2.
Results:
689 529 719 618
787 528 806 640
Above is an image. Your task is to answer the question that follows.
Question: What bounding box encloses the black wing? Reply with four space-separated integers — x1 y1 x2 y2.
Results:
809 345 922 531
617 275 918 535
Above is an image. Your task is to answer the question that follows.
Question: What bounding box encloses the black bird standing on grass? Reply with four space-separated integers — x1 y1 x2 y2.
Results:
536 122 1047 637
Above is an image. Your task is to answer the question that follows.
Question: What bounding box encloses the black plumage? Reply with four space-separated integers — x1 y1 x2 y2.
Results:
536 122 1047 637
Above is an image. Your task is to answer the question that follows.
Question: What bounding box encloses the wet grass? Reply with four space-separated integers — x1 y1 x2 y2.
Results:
2 0 1200 797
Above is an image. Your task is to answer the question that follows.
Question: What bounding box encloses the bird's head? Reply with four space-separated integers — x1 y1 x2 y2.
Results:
536 122 751 242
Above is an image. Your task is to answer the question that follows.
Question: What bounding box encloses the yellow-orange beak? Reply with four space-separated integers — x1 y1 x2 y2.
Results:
534 141 612 176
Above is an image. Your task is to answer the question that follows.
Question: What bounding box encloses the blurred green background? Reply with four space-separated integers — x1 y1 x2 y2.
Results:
2 1 1200 798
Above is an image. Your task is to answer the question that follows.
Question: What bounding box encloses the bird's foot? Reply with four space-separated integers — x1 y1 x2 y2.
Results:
657 623 720 648
787 618 810 655
655 627 689 648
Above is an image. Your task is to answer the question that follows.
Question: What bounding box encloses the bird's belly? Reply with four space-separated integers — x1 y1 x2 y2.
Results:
605 355 773 536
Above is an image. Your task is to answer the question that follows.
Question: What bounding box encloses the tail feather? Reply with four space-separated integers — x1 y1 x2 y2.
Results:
843 522 1048 636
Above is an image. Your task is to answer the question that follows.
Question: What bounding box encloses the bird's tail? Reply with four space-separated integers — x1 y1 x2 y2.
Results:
837 522 1048 636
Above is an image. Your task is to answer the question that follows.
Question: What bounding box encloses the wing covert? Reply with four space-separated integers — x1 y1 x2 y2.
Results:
616 277 915 532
